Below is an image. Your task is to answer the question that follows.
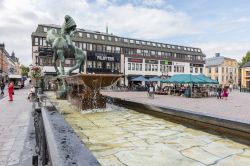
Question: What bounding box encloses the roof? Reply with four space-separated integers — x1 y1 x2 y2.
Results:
205 56 225 66
242 61 250 68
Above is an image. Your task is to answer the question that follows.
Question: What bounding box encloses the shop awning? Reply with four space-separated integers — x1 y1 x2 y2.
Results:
131 76 148 81
148 76 161 82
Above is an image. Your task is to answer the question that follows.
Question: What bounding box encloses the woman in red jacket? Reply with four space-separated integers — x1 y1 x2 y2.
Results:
8 82 14 101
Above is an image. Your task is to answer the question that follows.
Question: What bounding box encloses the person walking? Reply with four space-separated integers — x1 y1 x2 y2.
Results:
8 82 14 101
217 86 222 99
223 87 229 100
0 81 5 95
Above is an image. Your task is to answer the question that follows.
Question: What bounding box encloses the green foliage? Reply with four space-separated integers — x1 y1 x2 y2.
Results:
20 65 29 77
240 51 250 67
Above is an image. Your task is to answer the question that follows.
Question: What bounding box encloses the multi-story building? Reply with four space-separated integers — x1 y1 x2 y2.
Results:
31 24 206 86
0 43 10 81
241 61 250 90
205 53 238 86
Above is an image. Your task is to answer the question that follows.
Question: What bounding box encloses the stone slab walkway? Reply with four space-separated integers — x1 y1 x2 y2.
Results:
0 87 33 166
102 90 250 124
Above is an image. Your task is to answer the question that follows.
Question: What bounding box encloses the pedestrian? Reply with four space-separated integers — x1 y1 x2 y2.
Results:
217 86 222 99
229 84 233 93
222 87 229 100
1 81 5 95
8 82 14 101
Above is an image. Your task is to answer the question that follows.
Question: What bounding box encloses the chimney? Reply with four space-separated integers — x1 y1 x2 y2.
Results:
215 53 220 57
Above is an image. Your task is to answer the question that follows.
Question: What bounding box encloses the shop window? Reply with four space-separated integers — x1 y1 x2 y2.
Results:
88 61 92 68
97 62 102 68
132 63 135 70
190 67 193 73
195 67 198 73
106 62 111 69
136 64 139 71
128 63 131 70
139 64 142 71
145 64 148 71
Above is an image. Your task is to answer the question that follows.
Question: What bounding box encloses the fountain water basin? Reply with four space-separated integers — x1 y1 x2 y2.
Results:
64 73 121 110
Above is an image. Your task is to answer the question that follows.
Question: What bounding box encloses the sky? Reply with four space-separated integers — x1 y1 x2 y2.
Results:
1 0 250 65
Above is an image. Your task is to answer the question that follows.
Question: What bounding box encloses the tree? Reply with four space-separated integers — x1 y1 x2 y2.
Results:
20 65 30 77
240 51 250 67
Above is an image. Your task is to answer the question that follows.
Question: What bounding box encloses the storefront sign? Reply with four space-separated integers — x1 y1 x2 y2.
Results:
160 60 172 65
145 59 158 64
128 58 143 63
190 63 204 67
87 51 120 62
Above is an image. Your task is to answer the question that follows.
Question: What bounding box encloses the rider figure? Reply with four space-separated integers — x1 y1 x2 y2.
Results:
61 15 77 50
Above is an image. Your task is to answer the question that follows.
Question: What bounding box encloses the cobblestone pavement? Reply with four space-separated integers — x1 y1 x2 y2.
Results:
46 92 250 166
102 90 250 123
0 87 33 166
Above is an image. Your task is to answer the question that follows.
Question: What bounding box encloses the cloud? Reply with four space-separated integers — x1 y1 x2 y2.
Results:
0 0 249 66
194 42 250 61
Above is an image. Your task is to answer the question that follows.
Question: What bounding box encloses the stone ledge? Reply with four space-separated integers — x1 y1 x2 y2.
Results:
107 96 250 140
41 105 100 166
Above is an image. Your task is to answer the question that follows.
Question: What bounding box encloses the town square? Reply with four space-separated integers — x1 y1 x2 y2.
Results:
1 0 250 166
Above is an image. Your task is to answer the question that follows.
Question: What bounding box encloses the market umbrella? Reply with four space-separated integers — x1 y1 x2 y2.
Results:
161 74 205 84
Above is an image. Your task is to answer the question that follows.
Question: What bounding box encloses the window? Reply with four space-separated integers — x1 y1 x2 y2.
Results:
177 46 181 50
154 65 158 71
209 68 211 73
162 44 166 48
215 67 218 73
87 43 92 51
222 76 224 82
129 39 134 44
190 67 193 73
167 45 171 48
106 46 112 52
79 32 83 37
222 67 224 73
39 38 43 46
108 36 112 41
136 64 139 71
106 62 111 69
152 43 156 47
114 37 118 42
184 47 187 51
115 47 120 53
88 61 92 68
128 63 131 70
171 45 175 49
157 43 161 47
145 64 148 71
94 34 98 39
139 64 142 71
151 51 156 56
136 40 140 45
87 33 91 38
82 43 86 50
101 35 105 40
195 67 198 73
132 63 135 70
147 42 151 46
35 37 39 45
190 48 194 51
200 67 203 73
44 27 48 32
43 38 47 46
97 62 102 68
124 38 128 43
142 41 146 45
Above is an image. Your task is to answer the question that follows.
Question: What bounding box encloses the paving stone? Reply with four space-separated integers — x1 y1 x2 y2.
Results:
181 146 220 165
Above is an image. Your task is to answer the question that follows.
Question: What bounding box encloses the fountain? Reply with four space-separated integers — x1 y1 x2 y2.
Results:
64 73 121 110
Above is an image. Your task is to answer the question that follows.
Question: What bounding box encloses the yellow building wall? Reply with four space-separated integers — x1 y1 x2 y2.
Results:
241 67 250 87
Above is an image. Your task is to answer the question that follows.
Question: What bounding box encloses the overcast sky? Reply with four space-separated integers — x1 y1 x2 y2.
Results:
1 0 250 65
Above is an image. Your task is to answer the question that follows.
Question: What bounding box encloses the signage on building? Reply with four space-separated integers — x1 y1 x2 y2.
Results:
173 61 186 66
145 59 158 64
87 51 120 62
190 63 204 67
128 58 143 63
160 60 172 65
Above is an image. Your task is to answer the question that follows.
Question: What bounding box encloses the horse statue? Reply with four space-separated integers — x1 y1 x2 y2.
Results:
46 15 86 76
